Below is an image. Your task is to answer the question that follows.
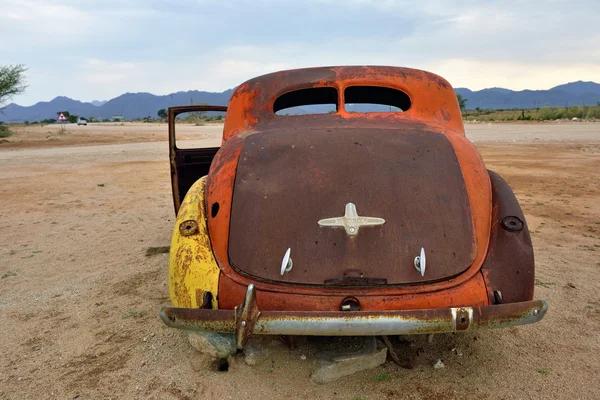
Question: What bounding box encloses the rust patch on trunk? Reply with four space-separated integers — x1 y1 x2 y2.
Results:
229 128 475 285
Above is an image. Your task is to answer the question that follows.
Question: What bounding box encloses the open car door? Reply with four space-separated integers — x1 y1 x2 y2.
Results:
168 105 226 213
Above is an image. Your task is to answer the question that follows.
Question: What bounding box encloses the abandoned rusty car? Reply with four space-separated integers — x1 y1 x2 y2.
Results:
159 66 547 353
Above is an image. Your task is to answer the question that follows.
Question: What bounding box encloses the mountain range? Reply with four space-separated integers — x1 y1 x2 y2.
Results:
455 81 600 110
0 90 232 123
1 81 599 123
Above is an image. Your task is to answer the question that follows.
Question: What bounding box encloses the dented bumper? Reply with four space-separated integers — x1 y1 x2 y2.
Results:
159 284 548 349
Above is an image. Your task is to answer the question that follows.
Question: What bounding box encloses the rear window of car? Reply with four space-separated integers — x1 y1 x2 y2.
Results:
344 86 411 112
274 87 338 115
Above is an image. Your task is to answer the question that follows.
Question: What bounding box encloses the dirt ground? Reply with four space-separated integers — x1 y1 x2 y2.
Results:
0 122 599 399
0 122 224 149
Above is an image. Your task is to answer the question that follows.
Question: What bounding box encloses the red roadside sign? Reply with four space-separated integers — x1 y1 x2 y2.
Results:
57 113 67 121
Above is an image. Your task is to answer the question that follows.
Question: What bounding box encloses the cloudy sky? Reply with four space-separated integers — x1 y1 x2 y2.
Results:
1 0 599 105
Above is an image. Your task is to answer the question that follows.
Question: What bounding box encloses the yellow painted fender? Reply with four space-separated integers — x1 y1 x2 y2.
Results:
169 176 220 309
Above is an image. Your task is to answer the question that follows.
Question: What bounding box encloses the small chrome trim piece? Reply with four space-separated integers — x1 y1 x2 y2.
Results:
414 247 426 276
280 248 293 275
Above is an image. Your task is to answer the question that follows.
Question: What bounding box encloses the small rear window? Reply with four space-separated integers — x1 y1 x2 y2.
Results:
344 86 411 112
274 87 338 115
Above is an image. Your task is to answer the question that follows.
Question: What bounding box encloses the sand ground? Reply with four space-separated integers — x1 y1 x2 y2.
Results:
0 122 599 399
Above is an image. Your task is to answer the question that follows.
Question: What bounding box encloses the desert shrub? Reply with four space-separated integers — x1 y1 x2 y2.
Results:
584 107 597 119
565 107 585 119
539 109 560 120
0 124 13 138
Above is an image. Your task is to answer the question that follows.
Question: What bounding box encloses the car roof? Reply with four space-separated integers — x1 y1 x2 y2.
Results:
222 66 464 141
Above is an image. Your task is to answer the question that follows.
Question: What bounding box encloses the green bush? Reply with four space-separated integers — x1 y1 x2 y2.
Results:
0 124 13 138
541 109 564 120
40 118 56 125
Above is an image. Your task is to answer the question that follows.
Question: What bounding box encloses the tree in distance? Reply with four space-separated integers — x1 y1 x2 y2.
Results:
457 94 468 111
0 64 27 137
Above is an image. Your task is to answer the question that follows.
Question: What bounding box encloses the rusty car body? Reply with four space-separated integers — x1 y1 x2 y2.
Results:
160 66 547 350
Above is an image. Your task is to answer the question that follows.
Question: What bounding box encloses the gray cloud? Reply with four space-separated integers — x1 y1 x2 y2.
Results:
1 0 598 105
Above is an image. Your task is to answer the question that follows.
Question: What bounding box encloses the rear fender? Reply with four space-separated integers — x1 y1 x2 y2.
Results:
481 170 535 304
169 176 220 309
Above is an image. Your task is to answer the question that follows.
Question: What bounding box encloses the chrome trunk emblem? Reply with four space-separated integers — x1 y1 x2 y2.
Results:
318 203 385 236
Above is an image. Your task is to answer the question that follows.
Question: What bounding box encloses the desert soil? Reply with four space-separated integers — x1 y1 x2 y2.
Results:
0 122 599 399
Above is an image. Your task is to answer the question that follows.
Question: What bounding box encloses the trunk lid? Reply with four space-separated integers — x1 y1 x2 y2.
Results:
228 127 475 285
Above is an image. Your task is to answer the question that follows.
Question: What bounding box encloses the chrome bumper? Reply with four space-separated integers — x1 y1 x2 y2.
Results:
160 284 548 349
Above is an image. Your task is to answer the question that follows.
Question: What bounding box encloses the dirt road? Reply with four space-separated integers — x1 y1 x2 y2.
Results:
1 123 599 399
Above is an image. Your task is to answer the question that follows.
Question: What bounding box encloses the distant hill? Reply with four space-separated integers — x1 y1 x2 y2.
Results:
1 81 599 122
1 90 232 123
549 81 600 96
455 81 600 110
